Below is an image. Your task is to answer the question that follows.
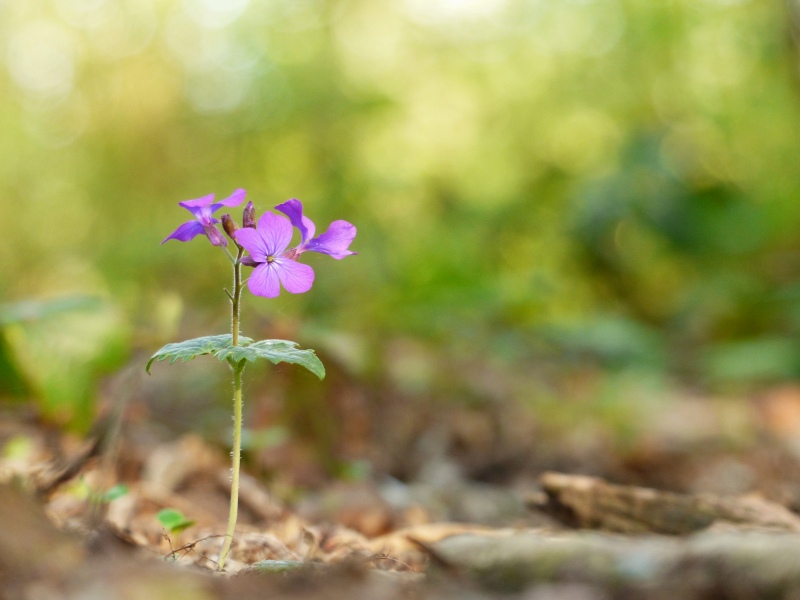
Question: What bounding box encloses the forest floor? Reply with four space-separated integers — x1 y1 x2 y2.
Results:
4 370 800 599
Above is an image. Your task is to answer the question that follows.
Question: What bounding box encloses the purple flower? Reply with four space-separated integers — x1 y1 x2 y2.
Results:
233 212 316 298
162 189 247 247
275 199 357 260
233 200 357 298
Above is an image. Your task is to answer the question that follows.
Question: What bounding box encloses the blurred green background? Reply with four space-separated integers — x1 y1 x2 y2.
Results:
2 0 800 437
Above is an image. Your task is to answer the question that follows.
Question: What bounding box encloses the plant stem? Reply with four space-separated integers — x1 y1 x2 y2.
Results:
222 245 237 266
218 247 244 571
231 246 242 346
217 361 244 570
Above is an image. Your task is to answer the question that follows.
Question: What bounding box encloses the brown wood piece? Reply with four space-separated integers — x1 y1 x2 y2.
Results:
535 472 800 534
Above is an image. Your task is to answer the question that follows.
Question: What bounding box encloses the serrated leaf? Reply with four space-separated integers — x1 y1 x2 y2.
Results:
216 339 325 380
147 335 325 379
146 334 254 373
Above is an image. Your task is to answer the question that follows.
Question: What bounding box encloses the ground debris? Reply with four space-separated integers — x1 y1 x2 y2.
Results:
428 528 800 598
10 409 800 599
534 471 800 534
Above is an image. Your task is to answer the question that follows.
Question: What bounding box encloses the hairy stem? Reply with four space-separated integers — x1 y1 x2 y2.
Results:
231 246 243 346
217 361 244 570
218 247 244 571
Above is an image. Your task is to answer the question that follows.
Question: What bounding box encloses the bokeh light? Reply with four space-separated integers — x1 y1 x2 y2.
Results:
1 0 799 412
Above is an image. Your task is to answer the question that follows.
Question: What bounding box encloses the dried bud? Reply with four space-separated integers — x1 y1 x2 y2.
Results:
242 201 255 228
221 214 237 239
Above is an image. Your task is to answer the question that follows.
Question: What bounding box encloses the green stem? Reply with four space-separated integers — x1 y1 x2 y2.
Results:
217 361 244 570
222 245 237 266
218 247 244 571
231 247 242 346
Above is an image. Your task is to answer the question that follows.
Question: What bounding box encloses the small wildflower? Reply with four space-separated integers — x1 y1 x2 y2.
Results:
233 201 357 298
162 189 246 247
233 212 315 298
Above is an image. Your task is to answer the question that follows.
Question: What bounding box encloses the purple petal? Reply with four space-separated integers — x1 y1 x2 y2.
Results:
161 220 205 244
234 227 268 262
203 224 228 247
210 188 247 213
275 199 316 245
305 220 357 259
179 193 216 209
255 212 293 256
187 206 216 225
216 188 247 207
247 263 281 298
273 257 315 294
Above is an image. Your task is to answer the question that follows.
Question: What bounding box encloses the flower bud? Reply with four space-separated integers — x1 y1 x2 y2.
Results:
240 255 258 267
221 214 237 239
242 201 255 228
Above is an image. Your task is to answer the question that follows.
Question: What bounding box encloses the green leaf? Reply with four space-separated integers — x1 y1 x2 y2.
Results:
147 335 325 380
101 484 129 502
216 339 326 380
145 334 254 373
157 508 195 534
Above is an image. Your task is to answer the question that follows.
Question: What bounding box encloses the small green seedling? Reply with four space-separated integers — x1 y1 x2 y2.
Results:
157 508 196 535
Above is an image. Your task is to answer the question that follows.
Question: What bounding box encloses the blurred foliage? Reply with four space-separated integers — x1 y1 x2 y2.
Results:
0 297 104 401
2 0 800 430
0 297 129 431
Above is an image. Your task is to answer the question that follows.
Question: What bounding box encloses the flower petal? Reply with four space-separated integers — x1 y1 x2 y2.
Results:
161 220 205 244
273 257 315 294
247 263 281 298
305 220 357 259
178 193 216 209
275 199 315 245
234 227 268 262
255 211 293 256
203 224 228 247
216 188 247 207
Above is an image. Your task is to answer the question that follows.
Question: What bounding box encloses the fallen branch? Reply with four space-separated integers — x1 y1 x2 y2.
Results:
533 472 800 534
